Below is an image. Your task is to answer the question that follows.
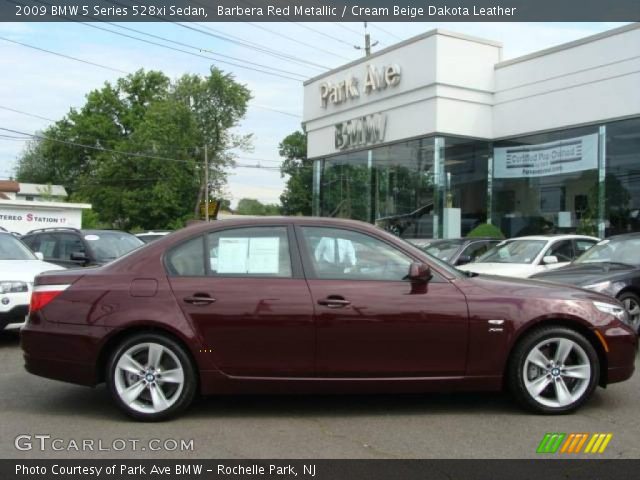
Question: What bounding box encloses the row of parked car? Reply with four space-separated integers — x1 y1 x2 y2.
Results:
413 233 640 333
0 226 171 332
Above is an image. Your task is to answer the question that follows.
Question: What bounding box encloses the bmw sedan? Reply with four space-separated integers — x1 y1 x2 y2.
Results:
21 218 637 420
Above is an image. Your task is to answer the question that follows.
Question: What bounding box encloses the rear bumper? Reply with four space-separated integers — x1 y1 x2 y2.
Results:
21 323 101 387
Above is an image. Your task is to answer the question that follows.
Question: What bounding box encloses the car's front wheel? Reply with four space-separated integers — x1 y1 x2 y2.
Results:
618 291 640 334
106 333 197 421
508 327 599 414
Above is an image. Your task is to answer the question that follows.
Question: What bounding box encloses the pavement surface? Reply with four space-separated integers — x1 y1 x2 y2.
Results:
1 332 638 459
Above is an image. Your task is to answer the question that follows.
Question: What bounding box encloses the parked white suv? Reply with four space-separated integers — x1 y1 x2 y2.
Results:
457 234 600 278
0 232 65 331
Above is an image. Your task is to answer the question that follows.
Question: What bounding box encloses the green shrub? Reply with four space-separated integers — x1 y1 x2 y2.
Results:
467 223 505 239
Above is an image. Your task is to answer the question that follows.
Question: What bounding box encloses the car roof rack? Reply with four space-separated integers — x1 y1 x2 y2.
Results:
25 227 82 235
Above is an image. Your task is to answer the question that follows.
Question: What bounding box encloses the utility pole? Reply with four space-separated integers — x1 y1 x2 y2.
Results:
354 22 378 57
204 144 209 222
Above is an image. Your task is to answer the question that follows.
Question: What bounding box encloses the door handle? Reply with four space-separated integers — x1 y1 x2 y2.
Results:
183 295 216 306
317 297 351 308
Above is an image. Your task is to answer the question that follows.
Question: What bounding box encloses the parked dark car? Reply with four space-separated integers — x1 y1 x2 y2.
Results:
22 218 636 420
532 233 640 333
418 237 501 266
21 227 143 268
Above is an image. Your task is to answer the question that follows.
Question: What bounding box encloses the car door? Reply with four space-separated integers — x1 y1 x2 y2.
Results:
166 226 315 377
537 239 575 273
297 225 469 377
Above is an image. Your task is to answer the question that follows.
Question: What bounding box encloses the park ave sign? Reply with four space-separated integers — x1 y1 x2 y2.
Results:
320 64 401 108
335 113 387 151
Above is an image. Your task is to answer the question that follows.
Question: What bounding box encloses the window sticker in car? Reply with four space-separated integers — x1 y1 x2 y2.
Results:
217 237 249 273
216 236 281 274
247 237 280 274
84 235 100 241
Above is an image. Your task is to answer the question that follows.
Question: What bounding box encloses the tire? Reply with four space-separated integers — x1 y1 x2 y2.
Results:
106 332 197 421
617 291 640 334
507 327 599 414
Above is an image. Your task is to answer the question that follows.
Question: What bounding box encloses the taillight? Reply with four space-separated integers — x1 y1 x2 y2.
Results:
30 284 70 313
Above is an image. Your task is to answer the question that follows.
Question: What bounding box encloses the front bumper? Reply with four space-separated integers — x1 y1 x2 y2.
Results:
0 305 28 330
599 324 638 385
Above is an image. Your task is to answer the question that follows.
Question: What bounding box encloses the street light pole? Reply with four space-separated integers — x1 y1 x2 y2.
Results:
204 144 209 222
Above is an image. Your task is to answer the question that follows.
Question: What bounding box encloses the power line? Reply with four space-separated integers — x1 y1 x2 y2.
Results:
291 22 355 47
0 105 57 123
80 21 305 81
176 22 331 71
0 36 129 75
333 23 363 37
249 104 301 118
246 22 351 61
105 22 313 78
0 127 286 171
370 23 403 41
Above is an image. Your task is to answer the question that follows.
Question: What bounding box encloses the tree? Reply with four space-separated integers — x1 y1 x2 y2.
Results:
16 68 251 230
279 131 313 216
235 198 280 216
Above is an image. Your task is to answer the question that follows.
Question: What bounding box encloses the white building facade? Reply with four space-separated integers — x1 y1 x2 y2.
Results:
303 23 640 239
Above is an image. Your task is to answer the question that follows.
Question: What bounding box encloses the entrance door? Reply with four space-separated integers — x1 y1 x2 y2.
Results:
297 225 469 377
167 226 314 377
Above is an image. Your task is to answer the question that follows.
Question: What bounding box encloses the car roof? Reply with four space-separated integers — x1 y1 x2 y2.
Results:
506 234 599 241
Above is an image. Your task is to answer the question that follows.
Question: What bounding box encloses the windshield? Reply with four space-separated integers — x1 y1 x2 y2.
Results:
0 233 37 260
84 231 144 263
575 237 640 265
476 239 546 264
424 240 464 262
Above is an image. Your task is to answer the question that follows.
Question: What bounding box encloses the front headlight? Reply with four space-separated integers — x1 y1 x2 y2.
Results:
0 281 28 294
593 300 630 325
583 281 612 293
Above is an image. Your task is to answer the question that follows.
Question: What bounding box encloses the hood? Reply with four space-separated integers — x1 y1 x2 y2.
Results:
531 262 637 286
457 262 537 278
460 273 616 304
0 260 65 283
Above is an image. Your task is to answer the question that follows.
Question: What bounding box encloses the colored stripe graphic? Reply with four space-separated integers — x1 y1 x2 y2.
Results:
560 433 589 453
584 433 613 454
537 433 566 453
538 433 613 454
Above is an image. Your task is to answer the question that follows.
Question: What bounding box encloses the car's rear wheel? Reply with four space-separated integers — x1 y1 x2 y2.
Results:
508 327 599 414
618 291 640 334
106 333 197 421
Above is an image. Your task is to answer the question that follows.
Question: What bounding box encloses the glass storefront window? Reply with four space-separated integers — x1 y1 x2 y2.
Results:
372 138 435 238
316 136 490 239
605 117 640 236
318 150 370 222
491 125 600 238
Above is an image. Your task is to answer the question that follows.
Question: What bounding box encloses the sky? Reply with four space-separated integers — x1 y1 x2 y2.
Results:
0 21 631 207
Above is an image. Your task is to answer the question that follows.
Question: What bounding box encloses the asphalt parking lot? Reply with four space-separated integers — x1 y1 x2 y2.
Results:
1 332 638 460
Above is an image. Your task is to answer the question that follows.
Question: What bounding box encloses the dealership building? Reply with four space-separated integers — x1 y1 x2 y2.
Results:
302 23 640 239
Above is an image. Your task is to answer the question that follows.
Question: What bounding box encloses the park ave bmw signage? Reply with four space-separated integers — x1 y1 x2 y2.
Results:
320 63 401 108
335 113 387 150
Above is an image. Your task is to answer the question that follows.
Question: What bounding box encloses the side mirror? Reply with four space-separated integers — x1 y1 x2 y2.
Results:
456 255 472 266
70 251 88 264
406 262 432 284
34 252 44 261
542 255 558 265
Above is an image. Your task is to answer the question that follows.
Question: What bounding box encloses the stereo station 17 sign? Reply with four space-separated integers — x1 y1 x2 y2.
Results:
493 133 598 178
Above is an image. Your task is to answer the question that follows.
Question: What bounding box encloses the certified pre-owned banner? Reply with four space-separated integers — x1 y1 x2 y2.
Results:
493 133 599 179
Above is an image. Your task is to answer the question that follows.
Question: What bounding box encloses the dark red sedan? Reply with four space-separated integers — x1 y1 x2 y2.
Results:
21 218 637 420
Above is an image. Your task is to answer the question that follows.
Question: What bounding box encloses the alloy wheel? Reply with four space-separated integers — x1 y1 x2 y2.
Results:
622 297 640 333
113 342 185 414
523 337 591 409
